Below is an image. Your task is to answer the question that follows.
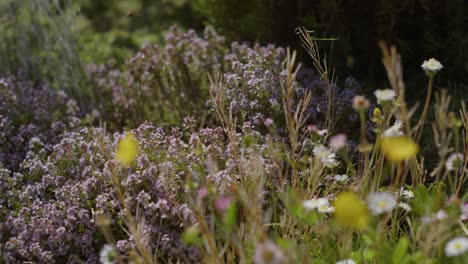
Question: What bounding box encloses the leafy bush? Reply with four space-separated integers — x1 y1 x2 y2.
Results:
0 0 86 98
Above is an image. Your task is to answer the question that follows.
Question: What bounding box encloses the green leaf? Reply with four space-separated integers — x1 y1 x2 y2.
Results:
182 225 202 246
392 237 409 264
243 135 255 148
224 203 237 233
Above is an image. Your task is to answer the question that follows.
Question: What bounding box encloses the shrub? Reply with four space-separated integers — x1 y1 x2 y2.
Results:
0 77 80 171
0 121 279 262
85 26 367 137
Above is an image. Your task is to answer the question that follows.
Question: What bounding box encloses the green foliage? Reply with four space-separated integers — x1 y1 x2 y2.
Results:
0 0 86 97
76 0 204 64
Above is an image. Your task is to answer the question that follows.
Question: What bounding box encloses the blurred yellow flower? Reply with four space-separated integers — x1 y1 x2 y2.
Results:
380 136 419 162
333 192 369 230
116 134 138 166
373 107 382 117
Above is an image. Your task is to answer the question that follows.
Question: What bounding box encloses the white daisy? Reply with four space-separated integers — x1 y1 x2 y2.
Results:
317 129 328 136
303 198 329 211
445 153 464 171
367 192 397 215
100 244 117 264
400 187 414 199
318 204 335 214
334 174 349 182
374 89 396 104
421 58 443 76
253 240 285 264
445 236 468 257
383 120 404 138
313 145 338 168
398 202 411 212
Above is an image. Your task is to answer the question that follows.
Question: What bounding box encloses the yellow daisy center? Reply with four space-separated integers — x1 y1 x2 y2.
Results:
377 201 387 209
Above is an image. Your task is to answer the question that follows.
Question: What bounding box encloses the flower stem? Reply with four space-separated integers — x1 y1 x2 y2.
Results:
416 77 434 142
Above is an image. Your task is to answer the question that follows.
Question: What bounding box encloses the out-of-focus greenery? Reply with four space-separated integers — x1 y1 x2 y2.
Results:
0 0 85 96
0 0 204 112
75 0 204 63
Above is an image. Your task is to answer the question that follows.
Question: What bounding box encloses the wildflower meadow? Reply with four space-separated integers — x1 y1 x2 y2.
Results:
0 1 467 263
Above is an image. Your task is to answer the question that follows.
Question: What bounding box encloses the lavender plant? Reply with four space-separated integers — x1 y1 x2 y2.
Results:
0 77 80 171
85 26 227 129
0 120 279 263
84 26 366 136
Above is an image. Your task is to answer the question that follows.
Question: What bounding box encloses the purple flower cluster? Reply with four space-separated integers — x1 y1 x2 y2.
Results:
221 42 286 125
0 120 278 262
85 26 227 129
296 69 365 130
0 77 80 171
84 26 366 136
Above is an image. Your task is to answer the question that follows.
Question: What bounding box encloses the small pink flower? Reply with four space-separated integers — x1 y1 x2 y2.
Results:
329 133 347 152
215 196 232 213
307 124 318 132
253 240 285 264
352 95 370 111
197 187 209 200
461 203 468 221
264 118 274 127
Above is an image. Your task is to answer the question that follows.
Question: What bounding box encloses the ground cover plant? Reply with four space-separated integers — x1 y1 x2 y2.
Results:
0 16 467 264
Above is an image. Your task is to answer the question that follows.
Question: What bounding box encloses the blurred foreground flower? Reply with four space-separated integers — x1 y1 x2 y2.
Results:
367 192 397 215
303 198 329 211
215 196 232 213
444 236 468 257
398 202 411 211
253 240 285 264
264 118 274 127
374 89 396 104
400 187 414 199
313 145 338 168
421 58 443 77
461 203 468 221
116 133 139 166
382 120 404 138
445 153 464 171
352 95 370 111
329 133 347 152
303 198 334 213
334 174 349 182
100 244 117 264
333 192 369 230
381 136 419 162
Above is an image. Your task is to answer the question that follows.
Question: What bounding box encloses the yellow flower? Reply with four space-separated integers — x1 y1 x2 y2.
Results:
333 192 369 230
116 134 138 166
380 136 419 162
373 107 382 117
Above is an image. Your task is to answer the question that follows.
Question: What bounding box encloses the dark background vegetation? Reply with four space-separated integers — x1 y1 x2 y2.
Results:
1 0 467 99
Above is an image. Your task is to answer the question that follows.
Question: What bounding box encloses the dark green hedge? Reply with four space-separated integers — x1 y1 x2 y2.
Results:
195 0 468 96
